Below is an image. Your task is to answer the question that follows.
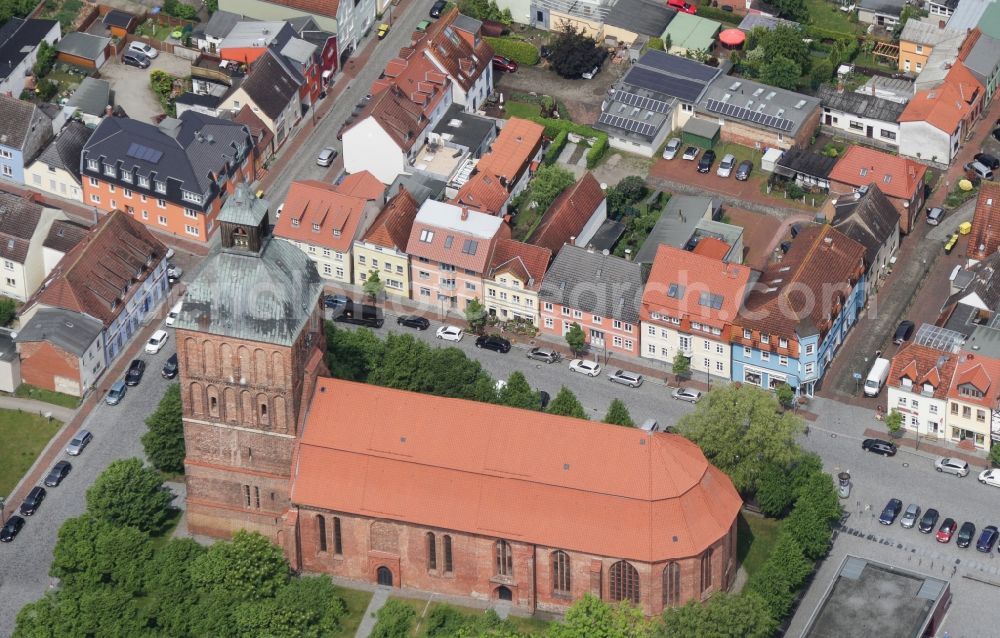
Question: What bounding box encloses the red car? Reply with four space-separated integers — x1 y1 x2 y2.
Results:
492 55 518 72
667 0 697 13
936 518 957 543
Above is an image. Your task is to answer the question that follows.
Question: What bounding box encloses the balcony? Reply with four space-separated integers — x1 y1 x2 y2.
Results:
192 54 245 85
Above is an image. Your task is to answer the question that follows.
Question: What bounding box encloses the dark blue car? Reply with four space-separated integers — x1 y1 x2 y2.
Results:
976 525 998 552
879 498 903 525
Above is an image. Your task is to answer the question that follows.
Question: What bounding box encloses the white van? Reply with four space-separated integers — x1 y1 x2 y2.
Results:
864 357 891 397
165 301 183 327
968 161 994 181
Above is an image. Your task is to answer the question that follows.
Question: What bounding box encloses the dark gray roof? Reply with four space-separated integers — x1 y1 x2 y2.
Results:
42 219 89 253
218 182 268 226
776 148 838 179
945 251 1000 314
817 85 906 123
588 219 626 252
831 185 900 267
286 15 319 32
940 302 981 337
56 32 111 60
174 230 323 346
605 0 676 37
0 18 57 82
388 172 446 205
453 14 483 34
634 195 716 263
15 308 104 356
36 120 91 181
0 191 43 264
0 329 17 362
300 29 335 48
622 50 722 102
698 76 820 137
0 94 50 152
432 104 497 151
102 9 136 28
860 0 905 16
67 77 111 116
539 244 651 323
963 34 1000 86
201 10 248 39
176 92 224 108
239 49 300 120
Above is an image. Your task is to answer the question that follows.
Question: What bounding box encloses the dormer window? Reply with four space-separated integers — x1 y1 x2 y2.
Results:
103 163 116 177
182 191 202 204
901 377 913 390
959 384 984 398
86 159 98 171
333 229 341 237
138 175 150 189
291 219 300 227
154 180 166 194
312 223 320 232
923 383 934 394
779 337 788 348
121 171 132 183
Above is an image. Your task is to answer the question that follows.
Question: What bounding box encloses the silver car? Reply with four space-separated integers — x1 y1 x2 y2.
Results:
900 503 921 529
716 154 736 178
66 430 93 456
527 347 561 363
317 147 338 167
609 370 643 388
671 388 702 403
662 138 682 160
935 457 970 477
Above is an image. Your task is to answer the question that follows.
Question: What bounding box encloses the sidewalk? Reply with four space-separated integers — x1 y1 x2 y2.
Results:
0 396 76 422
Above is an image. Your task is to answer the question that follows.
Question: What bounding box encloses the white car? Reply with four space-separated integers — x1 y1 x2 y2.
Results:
167 263 183 281
716 154 736 178
435 325 464 342
662 138 682 160
934 457 970 477
165 301 183 327
145 329 169 354
979 468 1000 488
128 41 158 59
569 359 601 376
672 388 703 403
682 146 699 161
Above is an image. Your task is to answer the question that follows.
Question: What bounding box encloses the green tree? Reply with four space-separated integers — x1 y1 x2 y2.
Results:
657 591 778 638
565 322 586 354
676 384 805 494
14 587 147 638
783 471 841 560
86 458 172 532
35 78 57 102
206 0 219 12
759 55 801 90
163 0 198 19
142 384 185 474
191 530 290 601
548 593 650 638
465 297 488 334
325 323 385 381
233 576 347 638
755 452 822 517
771 0 809 21
363 269 384 300
0 0 35 24
746 533 813 619
990 441 1000 467
143 537 209 637
524 164 576 213
671 352 690 380
549 24 605 78
32 40 56 77
776 383 795 409
371 599 416 638
49 515 152 593
603 398 635 427
0 297 16 326
498 371 541 410
886 408 903 436
547 386 588 419
615 176 648 203
647 37 665 51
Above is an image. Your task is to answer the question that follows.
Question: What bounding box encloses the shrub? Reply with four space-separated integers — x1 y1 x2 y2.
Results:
586 134 608 168
370 600 416 638
647 37 665 51
0 297 16 326
163 0 197 20
35 78 58 101
544 129 568 165
486 36 540 65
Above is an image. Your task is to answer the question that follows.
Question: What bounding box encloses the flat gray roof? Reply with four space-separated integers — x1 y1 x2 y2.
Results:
698 76 820 137
432 104 496 151
634 195 714 262
15 308 103 356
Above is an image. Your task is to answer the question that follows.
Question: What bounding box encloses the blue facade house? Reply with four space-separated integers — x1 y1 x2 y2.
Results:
732 225 866 397
0 94 55 185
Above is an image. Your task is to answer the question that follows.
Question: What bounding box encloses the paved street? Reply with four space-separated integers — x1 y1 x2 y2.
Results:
0 342 177 638
262 0 436 206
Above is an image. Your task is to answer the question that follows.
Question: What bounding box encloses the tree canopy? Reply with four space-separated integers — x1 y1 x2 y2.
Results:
657 592 778 638
547 386 588 419
85 457 173 532
564 323 586 354
549 594 650 638
363 269 384 300
549 25 605 78
603 399 635 427
143 384 185 474
498 371 542 410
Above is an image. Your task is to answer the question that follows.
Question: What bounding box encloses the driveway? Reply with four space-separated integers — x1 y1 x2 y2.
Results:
99 51 191 124
495 57 627 125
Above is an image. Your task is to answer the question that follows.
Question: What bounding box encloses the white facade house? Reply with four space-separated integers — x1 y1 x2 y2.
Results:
898 120 960 165
0 19 60 98
887 342 958 440
343 117 413 186
24 121 91 204
817 86 905 150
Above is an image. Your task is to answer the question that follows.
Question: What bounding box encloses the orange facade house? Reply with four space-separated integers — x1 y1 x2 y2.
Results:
80 112 255 242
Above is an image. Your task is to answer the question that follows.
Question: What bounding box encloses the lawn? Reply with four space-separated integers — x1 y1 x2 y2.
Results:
14 383 80 409
40 0 84 31
0 409 63 497
804 0 865 34
504 101 542 121
386 597 552 636
737 511 784 577
331 586 375 638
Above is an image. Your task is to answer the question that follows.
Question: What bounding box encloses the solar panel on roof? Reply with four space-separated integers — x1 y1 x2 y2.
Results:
625 67 704 102
126 142 163 164
706 98 796 132
640 51 720 82
616 90 671 114
598 112 657 139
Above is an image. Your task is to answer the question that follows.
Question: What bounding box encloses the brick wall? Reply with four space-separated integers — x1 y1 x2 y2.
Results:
18 340 81 396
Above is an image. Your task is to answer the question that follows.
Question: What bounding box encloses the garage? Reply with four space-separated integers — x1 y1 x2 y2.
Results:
56 32 111 70
682 118 720 149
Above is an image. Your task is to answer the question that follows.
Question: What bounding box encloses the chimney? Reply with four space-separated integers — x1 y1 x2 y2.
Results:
569 235 576 245
461 208 469 221
625 249 632 261
105 105 113 116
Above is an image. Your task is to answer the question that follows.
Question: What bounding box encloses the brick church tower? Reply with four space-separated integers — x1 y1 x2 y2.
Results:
173 183 326 540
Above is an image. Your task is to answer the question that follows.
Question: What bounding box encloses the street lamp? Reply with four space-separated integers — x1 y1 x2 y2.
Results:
0 496 5 524
705 358 711 391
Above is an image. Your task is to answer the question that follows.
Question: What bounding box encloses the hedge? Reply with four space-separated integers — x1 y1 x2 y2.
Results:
505 113 610 168
695 5 742 25
486 36 540 65
544 129 568 165
586 134 608 169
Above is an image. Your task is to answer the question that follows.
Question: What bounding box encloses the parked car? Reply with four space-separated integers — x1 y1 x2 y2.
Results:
539 390 550 409
527 347 561 363
662 138 682 160
66 429 93 455
862 438 897 456
879 498 903 525
735 160 753 181
667 0 697 13
44 460 72 487
334 300 384 328
19 486 46 516
435 325 464 342
165 300 183 327
430 0 447 16
324 294 349 311
167 263 183 282
608 370 643 387
162 353 179 379
377 22 390 39
492 55 518 72
682 146 699 161
716 154 736 178
893 320 915 344
975 153 1000 170
125 359 146 386
936 517 957 542
944 233 959 254
316 147 338 167
697 150 717 173
935 457 970 477
671 388 703 403
900 503 921 529
992 128 1000 142
146 329 169 354
977 525 999 552
979 468 1000 487
122 51 150 69
416 19 431 30
128 41 158 59
568 359 601 376
0 516 25 542
396 315 430 330
105 380 127 406
581 64 601 79
475 334 511 353
918 508 940 533
926 207 945 226
957 521 976 548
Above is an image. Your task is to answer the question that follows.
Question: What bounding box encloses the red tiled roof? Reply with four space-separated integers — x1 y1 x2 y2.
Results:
692 237 731 261
475 118 545 184
641 244 752 331
27 210 166 327
233 104 273 159
736 225 865 339
405 203 509 273
899 63 981 134
487 238 551 291
888 343 957 400
352 84 437 153
828 146 926 201
451 172 509 216
291 378 743 562
527 172 606 255
273 180 372 252
266 0 339 19
967 180 1000 260
362 188 420 250
336 171 385 202
948 353 1000 408
419 8 493 92
959 27 982 61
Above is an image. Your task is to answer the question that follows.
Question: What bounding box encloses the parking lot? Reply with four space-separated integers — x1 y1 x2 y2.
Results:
99 49 191 123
